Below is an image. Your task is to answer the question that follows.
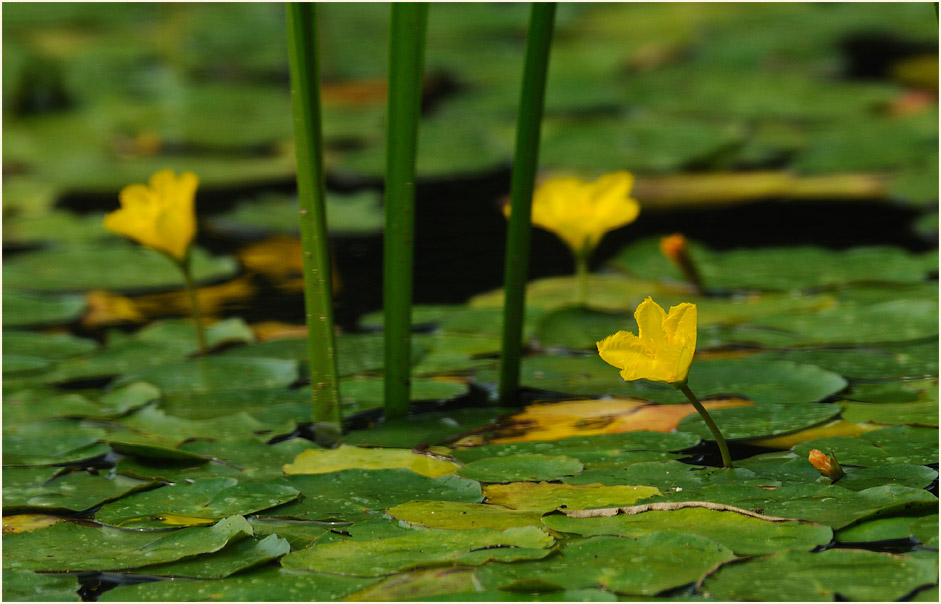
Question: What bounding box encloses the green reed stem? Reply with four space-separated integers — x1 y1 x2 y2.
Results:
179 257 207 354
677 383 733 468
286 2 341 431
384 2 428 419
498 3 557 404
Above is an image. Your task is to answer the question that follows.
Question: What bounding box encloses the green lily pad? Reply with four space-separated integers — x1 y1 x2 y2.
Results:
95 477 300 528
158 387 309 420
753 342 939 380
477 355 847 404
1 569 80 602
97 566 377 602
343 408 518 448
2 355 50 375
114 356 298 396
2 291 86 328
130 533 291 578
840 400 938 427
611 239 935 291
643 484 939 530
248 518 330 550
2 331 96 360
677 403 842 441
261 469 482 522
359 305 546 341
387 501 543 530
483 482 662 514
458 454 584 483
2 391 101 426
340 567 481 602
281 526 555 575
730 451 825 485
460 432 699 462
3 242 237 292
475 533 735 595
793 426 939 467
3 469 154 514
338 376 469 415
2 420 109 466
177 437 317 480
107 437 216 463
209 190 384 236
843 379 938 404
108 406 293 448
835 515 928 544
911 515 939 547
2 515 253 571
702 548 938 601
565 460 769 491
544 506 832 555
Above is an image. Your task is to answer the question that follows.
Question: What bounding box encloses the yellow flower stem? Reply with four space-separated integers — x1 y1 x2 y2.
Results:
179 257 208 354
676 382 733 468
574 246 590 307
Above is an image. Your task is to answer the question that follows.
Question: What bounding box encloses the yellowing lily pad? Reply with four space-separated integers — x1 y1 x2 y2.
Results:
280 526 555 576
2 514 63 534
483 482 661 513
457 454 584 483
386 501 543 530
282 445 459 478
543 506 832 555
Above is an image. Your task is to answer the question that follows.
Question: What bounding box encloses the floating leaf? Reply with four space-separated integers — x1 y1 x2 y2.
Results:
754 342 939 380
387 501 543 530
2 514 63 534
457 454 584 483
543 507 832 555
2 515 253 571
2 420 109 466
1 569 80 602
3 242 237 292
840 401 938 427
702 548 938 601
178 437 317 480
247 518 330 551
483 482 661 514
2 291 86 328
835 516 928 544
281 526 555 575
210 190 384 236
743 419 878 449
97 566 377 602
475 533 734 595
565 460 768 491
341 567 480 602
130 534 291 579
343 408 518 448
793 426 939 467
95 477 300 528
3 469 154 514
261 469 482 522
114 356 299 396
677 403 842 441
283 445 459 478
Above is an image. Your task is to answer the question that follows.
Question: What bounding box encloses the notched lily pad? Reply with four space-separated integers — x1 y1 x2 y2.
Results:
483 482 662 514
3 469 154 514
387 501 543 530
283 445 460 478
130 533 291 579
677 402 842 441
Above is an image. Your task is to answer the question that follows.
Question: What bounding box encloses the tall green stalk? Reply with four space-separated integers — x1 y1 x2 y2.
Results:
285 2 341 437
498 3 557 404
383 3 428 419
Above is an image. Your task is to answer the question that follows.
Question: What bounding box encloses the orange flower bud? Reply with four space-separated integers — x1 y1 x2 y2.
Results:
659 233 687 263
808 449 845 481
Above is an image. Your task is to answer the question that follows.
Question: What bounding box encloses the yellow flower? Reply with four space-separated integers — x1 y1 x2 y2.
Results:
507 171 640 254
104 169 198 262
597 297 697 385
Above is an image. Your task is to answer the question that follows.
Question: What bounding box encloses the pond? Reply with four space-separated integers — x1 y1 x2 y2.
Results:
2 3 939 602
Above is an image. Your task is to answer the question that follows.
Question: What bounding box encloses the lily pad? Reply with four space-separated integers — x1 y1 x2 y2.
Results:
130 533 291 579
3 242 237 292
177 437 317 480
343 408 518 448
565 460 768 491
97 566 378 602
611 239 935 291
281 526 555 575
677 403 842 441
209 190 384 236
702 548 938 601
835 515 929 544
458 454 584 483
793 426 939 467
283 445 460 478
475 533 735 595
2 331 96 360
2 420 109 466
482 482 662 514
840 400 938 427
261 469 482 522
114 356 299 396
248 518 330 550
387 501 543 530
2 291 86 328
2 515 253 571
1 569 80 602
543 507 832 555
340 567 481 602
338 376 469 415
108 406 293 448
95 477 300 528
3 469 154 514
753 342 939 380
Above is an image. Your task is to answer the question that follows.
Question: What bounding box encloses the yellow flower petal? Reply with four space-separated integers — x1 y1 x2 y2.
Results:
510 171 640 255
597 297 697 385
104 169 198 261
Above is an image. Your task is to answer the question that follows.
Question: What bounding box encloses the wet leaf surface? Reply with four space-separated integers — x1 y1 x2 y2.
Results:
458 454 585 483
1 569 81 602
283 444 460 478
